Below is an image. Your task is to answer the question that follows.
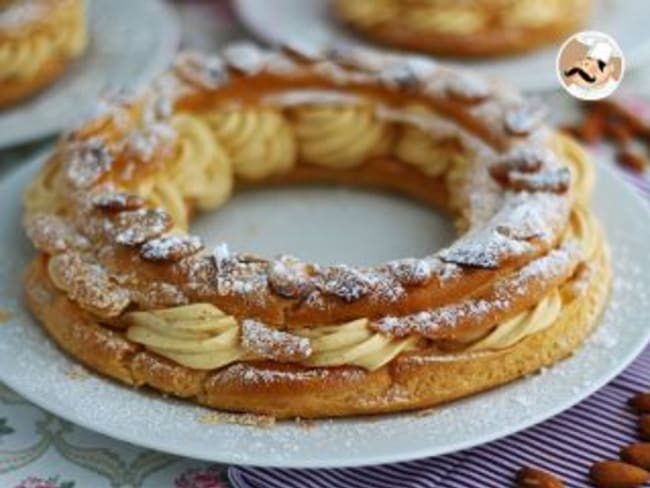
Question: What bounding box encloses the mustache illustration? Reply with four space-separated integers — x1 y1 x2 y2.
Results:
563 67 596 83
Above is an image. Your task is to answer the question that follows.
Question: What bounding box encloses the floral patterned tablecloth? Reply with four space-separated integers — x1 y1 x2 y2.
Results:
1 1 649 487
0 384 231 488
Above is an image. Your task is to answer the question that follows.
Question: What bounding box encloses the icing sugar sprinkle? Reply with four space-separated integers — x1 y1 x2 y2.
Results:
213 242 231 265
211 245 268 303
65 138 114 188
140 234 203 262
268 255 314 299
223 42 268 74
114 208 172 246
241 319 312 362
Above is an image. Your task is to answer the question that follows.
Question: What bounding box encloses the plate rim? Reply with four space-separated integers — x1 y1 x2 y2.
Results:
0 151 649 468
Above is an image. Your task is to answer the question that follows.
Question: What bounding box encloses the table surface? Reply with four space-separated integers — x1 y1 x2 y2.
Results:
1 1 649 487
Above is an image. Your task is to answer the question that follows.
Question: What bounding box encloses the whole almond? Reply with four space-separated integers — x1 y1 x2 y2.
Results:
640 415 650 441
621 443 650 470
605 120 634 143
516 466 565 487
617 142 649 174
590 460 650 488
579 107 606 143
629 392 650 413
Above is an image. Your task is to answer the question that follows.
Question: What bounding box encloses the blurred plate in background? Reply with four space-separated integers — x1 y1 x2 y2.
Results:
0 0 180 150
234 0 650 93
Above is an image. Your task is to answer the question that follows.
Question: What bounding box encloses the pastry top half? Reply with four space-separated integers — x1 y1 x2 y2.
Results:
23 42 600 377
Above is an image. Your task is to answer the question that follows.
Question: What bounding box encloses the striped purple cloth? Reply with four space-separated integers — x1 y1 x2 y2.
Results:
228 167 650 488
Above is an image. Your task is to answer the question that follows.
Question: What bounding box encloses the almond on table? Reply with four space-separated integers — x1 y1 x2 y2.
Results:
630 392 650 413
605 118 635 143
580 106 608 143
640 415 650 441
621 443 650 470
590 460 650 488
516 466 565 487
618 141 649 174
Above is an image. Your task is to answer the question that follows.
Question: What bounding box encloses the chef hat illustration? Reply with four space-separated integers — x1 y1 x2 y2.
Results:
575 33 616 64
587 41 614 64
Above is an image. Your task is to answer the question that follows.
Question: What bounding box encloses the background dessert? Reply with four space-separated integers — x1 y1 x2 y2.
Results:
0 0 87 108
333 0 592 57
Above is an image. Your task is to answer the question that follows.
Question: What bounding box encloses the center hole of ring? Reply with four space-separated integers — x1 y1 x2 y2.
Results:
191 185 456 266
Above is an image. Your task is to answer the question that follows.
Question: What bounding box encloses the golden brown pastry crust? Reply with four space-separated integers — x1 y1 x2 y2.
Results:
333 0 592 58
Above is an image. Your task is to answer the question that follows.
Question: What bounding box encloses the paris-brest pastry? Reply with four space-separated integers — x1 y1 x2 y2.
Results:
0 0 87 107
333 0 592 57
23 42 610 418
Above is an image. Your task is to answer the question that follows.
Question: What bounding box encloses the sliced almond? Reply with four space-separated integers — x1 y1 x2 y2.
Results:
140 234 203 262
507 168 571 194
114 208 172 246
92 191 145 212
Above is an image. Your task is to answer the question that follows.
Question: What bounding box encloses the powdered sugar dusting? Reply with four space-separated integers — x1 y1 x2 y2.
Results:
267 255 314 299
48 253 131 317
24 213 89 253
440 229 532 268
241 319 312 362
211 363 364 387
505 100 548 136
140 234 203 262
91 190 144 212
211 246 269 304
222 42 268 74
508 168 571 193
440 190 570 268
64 138 114 188
113 208 172 246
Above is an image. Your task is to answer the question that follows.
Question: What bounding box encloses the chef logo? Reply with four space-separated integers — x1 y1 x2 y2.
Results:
557 31 624 101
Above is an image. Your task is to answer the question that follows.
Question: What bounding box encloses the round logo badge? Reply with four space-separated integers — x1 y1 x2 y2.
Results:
556 31 625 101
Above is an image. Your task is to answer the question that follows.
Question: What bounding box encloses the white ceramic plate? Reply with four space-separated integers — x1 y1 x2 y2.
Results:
0 0 179 150
0 152 649 468
233 0 650 93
